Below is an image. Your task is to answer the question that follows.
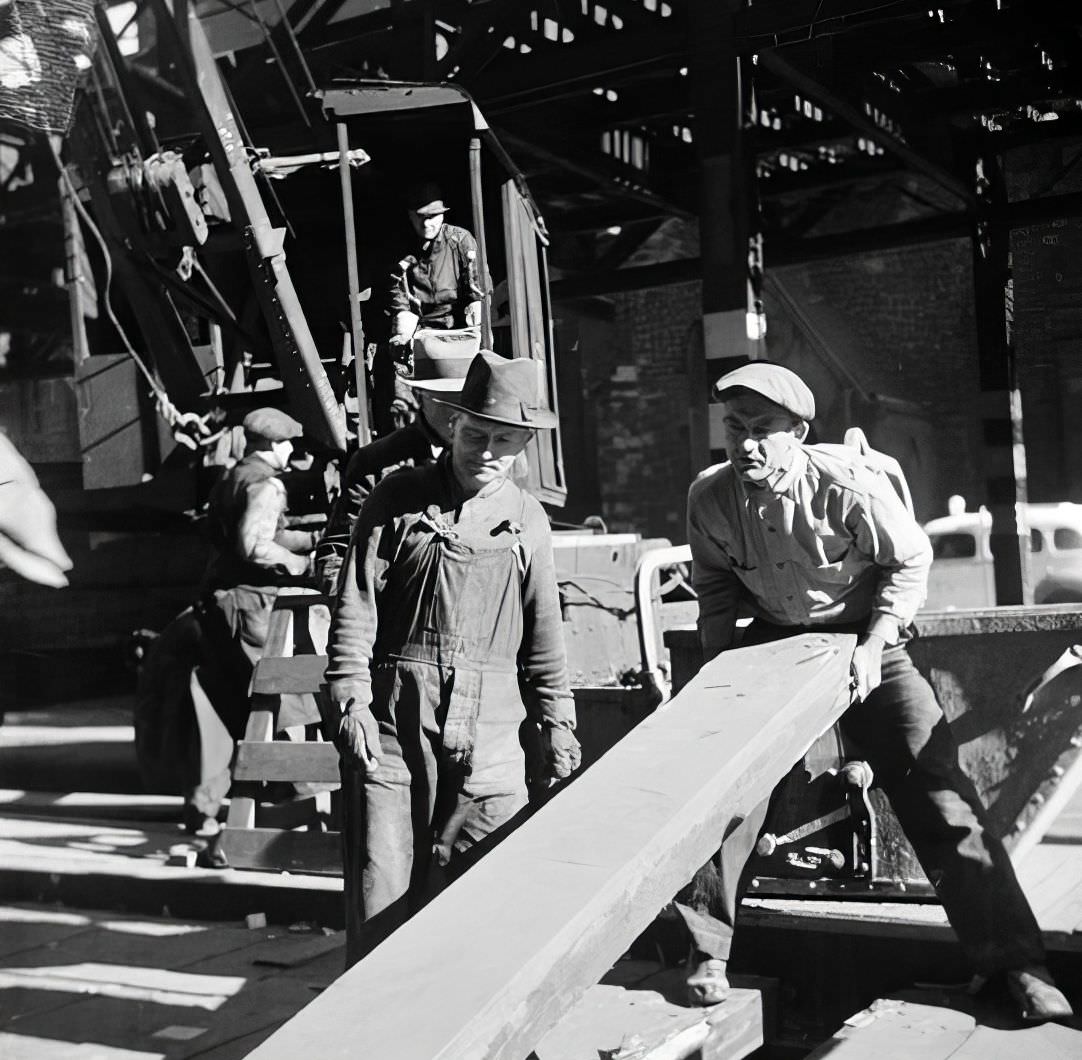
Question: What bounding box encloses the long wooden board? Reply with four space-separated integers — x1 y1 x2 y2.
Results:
249 632 854 1060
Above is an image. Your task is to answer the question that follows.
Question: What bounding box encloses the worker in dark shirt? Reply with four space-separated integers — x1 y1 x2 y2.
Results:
387 181 483 345
203 407 317 666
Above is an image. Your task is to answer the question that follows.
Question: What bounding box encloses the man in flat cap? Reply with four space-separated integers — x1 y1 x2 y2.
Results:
680 362 1072 1022
326 352 580 965
134 408 317 835
203 407 318 668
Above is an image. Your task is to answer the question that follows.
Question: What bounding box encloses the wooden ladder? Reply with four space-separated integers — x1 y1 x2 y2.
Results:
218 588 343 875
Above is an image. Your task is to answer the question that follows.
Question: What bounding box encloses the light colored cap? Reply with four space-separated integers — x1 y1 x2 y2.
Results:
242 407 304 442
712 362 815 421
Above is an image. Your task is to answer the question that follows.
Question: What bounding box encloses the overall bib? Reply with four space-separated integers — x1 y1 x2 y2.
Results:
341 497 532 963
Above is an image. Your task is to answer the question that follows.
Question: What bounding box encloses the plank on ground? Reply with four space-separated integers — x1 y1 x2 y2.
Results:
532 971 774 1060
807 996 1082 1059
248 633 855 1060
217 827 342 875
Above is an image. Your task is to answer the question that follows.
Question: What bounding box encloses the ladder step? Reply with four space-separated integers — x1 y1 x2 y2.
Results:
252 654 328 695
219 826 342 875
234 740 340 783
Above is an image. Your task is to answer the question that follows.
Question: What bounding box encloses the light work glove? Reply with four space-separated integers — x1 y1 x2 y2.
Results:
542 725 582 780
335 698 381 771
389 310 419 348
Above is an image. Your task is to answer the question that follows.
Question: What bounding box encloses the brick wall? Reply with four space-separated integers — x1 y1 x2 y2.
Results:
556 219 1082 536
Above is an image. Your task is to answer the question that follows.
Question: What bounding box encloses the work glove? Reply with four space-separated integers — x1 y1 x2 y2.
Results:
389 310 419 349
335 698 381 771
542 725 582 780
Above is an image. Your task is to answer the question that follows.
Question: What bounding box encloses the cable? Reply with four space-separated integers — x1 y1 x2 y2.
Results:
50 139 225 451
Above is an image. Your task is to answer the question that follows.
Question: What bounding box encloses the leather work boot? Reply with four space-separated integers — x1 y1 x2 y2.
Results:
686 956 730 1007
1005 965 1075 1022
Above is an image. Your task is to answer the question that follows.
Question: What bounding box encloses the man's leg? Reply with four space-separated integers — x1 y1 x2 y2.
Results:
843 646 1045 973
843 646 1071 1019
346 665 440 965
674 799 772 1004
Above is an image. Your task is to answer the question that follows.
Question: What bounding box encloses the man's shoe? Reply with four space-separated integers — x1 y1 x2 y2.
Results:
686 957 730 1007
1005 966 1074 1022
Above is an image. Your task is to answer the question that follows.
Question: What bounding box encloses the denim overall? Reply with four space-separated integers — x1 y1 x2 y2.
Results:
342 493 532 963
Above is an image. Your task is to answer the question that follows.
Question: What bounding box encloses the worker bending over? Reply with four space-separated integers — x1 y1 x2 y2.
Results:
203 407 316 667
326 352 580 965
681 362 1072 1023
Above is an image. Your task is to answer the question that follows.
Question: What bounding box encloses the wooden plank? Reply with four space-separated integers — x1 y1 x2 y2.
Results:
226 707 276 831
252 655 328 696
534 972 774 1060
805 999 976 1058
808 996 1082 1059
233 741 340 783
217 827 342 875
261 608 295 665
256 794 336 831
248 633 855 1060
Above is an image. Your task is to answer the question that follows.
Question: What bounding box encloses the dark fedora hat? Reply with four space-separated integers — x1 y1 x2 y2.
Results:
433 351 557 430
404 180 448 217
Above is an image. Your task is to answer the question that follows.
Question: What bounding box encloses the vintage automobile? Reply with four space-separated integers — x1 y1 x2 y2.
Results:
923 499 1082 608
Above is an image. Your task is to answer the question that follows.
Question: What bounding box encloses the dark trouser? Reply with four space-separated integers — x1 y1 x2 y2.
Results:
676 621 1046 977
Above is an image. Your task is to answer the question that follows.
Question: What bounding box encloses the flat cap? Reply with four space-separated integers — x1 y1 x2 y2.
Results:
242 407 304 442
712 362 816 421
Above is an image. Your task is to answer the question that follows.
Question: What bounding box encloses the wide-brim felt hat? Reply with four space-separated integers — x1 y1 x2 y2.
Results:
433 351 557 430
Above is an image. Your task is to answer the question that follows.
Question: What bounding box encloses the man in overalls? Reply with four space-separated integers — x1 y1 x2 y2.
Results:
327 352 580 964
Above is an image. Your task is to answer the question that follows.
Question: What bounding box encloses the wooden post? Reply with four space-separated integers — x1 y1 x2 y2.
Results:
972 146 1030 604
337 121 371 446
247 633 855 1060
688 0 764 470
468 136 494 349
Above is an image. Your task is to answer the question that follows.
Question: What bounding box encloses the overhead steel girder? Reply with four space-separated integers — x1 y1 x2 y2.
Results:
154 0 347 452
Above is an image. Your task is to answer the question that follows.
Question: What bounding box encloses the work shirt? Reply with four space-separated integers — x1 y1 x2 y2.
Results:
326 453 574 733
203 454 308 590
686 443 933 661
314 418 439 594
387 223 483 329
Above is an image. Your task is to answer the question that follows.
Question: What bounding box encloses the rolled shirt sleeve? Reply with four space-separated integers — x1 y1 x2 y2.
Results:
325 500 390 708
847 476 933 643
687 473 745 661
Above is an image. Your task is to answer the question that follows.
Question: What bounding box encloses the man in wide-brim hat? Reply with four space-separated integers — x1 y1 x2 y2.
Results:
314 337 473 595
326 352 580 964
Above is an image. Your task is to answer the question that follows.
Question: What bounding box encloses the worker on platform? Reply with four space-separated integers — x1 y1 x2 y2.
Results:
326 351 580 965
203 407 317 667
387 180 484 346
681 362 1073 1023
372 181 485 436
